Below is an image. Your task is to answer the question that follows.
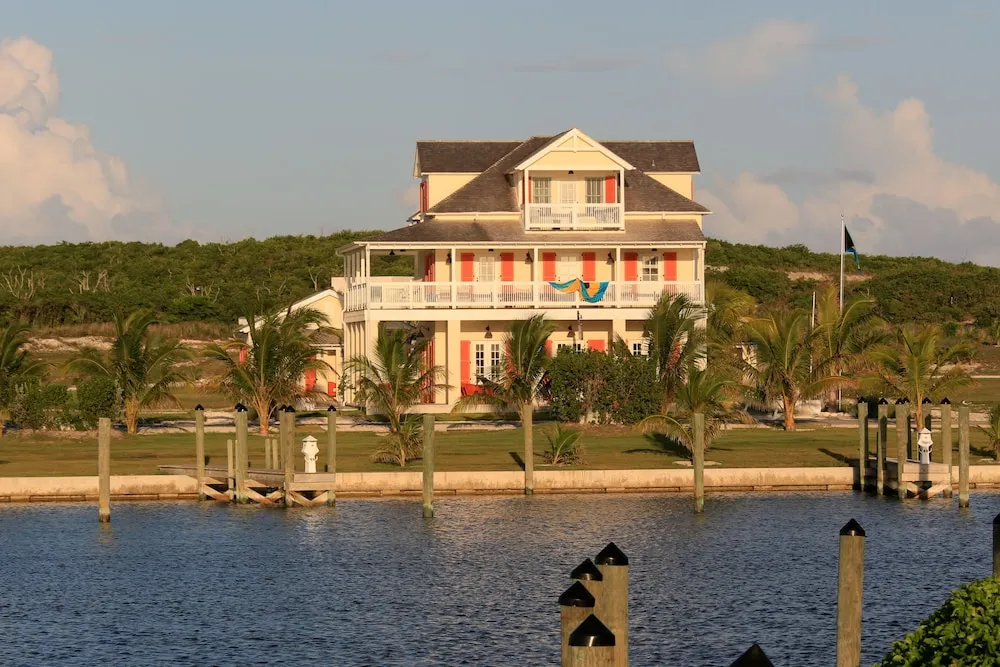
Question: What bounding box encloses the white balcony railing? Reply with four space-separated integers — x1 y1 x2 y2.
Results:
344 280 702 312
525 203 623 230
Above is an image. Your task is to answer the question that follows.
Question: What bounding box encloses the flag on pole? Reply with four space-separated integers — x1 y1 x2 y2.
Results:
844 226 861 273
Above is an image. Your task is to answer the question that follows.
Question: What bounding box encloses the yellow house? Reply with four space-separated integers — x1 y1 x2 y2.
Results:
337 128 710 411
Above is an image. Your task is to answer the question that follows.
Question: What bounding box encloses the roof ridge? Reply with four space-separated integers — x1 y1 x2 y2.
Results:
601 139 695 143
416 139 522 143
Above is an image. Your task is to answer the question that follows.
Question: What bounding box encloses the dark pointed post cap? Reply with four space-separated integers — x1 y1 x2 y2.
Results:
993 512 1000 526
856 396 864 404
283 405 296 413
568 615 615 647
941 397 952 405
840 518 866 537
558 581 595 608
729 643 774 667
570 558 603 581
594 542 629 566
901 397 910 404
878 397 888 405
194 404 204 411
327 404 337 412
234 403 247 412
922 397 932 404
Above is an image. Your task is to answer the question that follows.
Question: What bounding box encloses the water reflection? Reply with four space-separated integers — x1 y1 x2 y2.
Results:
0 492 997 665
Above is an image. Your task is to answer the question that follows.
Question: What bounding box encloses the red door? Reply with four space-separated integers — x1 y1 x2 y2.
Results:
460 253 475 282
624 252 638 281
500 253 514 282
542 252 557 281
582 252 596 281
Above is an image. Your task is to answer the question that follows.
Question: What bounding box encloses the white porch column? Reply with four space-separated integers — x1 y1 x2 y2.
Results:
365 246 371 281
612 318 627 349
451 246 457 308
615 247 622 305
532 247 539 307
697 245 706 302
446 319 461 405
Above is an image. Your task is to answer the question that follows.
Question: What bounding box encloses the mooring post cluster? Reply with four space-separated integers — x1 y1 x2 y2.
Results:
559 542 628 666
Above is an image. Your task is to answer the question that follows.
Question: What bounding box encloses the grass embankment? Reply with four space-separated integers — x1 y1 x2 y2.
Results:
0 425 994 477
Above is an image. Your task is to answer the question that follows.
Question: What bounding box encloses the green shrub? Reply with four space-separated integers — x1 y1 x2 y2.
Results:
74 376 120 429
597 351 660 425
547 348 661 425
8 381 71 430
878 577 1000 665
547 349 606 423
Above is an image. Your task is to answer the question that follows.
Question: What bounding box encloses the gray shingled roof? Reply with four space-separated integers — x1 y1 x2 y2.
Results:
623 171 709 213
416 141 522 173
601 141 700 172
367 219 705 245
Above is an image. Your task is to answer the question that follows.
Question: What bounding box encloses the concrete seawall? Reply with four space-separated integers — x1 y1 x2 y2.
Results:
4 466 1000 502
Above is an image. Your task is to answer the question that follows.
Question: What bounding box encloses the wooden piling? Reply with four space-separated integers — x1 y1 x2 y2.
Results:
693 412 705 513
282 407 295 506
234 406 249 503
876 401 888 496
959 405 970 508
836 519 865 667
98 417 111 523
327 407 337 506
194 405 206 501
566 615 615 667
559 582 596 667
594 543 628 667
941 399 953 497
907 412 914 460
226 438 234 496
523 404 534 495
896 402 908 500
570 558 604 601
422 414 434 519
264 438 272 470
857 401 868 491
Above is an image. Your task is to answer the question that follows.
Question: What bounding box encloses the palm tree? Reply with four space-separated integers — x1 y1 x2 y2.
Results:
0 322 47 430
860 324 974 427
978 404 1000 461
704 281 755 376
346 326 444 467
205 308 333 435
453 314 554 494
641 367 751 454
744 309 837 431
645 293 707 409
69 310 189 434
814 286 887 411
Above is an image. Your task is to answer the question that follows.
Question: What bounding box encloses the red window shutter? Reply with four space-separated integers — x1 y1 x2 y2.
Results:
588 340 606 352
604 175 616 204
460 341 471 384
239 347 248 364
582 252 596 281
545 340 553 357
500 253 514 282
327 381 337 397
662 251 677 281
304 369 317 392
542 252 557 281
460 253 475 282
424 253 435 282
624 252 638 281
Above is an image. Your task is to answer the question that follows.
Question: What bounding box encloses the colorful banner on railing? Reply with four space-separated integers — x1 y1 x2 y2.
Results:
548 279 610 303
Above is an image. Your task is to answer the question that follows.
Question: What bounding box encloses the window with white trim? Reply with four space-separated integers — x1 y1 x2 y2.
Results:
559 181 578 205
478 255 496 282
557 341 583 353
631 340 649 357
558 253 580 281
474 342 502 380
531 177 551 204
490 343 502 380
641 255 659 282
586 178 604 204
475 343 485 380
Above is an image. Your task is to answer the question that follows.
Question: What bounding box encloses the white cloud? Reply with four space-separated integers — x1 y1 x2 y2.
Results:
704 75 1000 265
0 36 172 243
669 19 817 83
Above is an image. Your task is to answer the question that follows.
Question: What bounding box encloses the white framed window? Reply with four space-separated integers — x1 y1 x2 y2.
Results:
631 340 649 357
475 343 485 379
586 178 604 204
559 181 578 205
641 255 659 282
474 342 502 380
531 177 551 204
478 255 496 282
558 253 580 281
490 343 502 379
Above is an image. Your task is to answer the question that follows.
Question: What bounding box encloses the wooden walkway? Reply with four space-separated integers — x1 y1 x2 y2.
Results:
160 464 336 506
865 458 952 499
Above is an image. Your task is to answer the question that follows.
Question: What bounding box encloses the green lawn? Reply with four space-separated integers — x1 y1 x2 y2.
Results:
0 423 994 477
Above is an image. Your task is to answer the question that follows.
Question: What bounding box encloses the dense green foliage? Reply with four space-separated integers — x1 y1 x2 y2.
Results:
546 347 660 425
0 232 412 326
9 381 69 430
878 578 1000 666
74 376 121 429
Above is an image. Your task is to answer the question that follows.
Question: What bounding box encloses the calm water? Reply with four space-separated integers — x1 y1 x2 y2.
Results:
0 492 997 666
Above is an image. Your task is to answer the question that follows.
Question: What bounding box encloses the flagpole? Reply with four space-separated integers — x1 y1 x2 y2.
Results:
839 214 845 315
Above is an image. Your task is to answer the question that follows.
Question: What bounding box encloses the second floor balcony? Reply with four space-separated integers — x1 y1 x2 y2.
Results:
524 203 623 231
345 279 702 312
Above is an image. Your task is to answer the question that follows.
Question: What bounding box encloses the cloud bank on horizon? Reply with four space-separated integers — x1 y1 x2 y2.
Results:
692 21 1000 266
0 36 172 244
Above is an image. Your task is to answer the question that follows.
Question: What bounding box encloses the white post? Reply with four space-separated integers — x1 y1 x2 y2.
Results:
615 247 622 306
533 247 539 308
451 246 457 308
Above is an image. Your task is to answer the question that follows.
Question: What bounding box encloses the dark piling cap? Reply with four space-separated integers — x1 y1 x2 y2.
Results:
568 615 615 647
840 518 866 537
895 398 904 405
194 404 204 411
283 405 296 413
941 397 952 405
558 581 595 608
901 397 910 404
922 397 933 404
570 558 603 581
327 404 337 412
729 643 774 667
234 403 247 413
878 398 889 405
994 512 1000 526
594 542 629 566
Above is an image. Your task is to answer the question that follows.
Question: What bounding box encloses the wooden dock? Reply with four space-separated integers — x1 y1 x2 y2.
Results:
867 458 951 499
160 464 336 507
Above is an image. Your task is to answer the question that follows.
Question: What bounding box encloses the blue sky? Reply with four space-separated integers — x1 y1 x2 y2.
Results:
2 0 1000 263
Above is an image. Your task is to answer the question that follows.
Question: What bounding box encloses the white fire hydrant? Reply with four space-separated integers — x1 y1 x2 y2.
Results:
917 428 933 465
301 435 319 473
